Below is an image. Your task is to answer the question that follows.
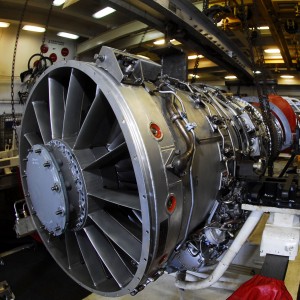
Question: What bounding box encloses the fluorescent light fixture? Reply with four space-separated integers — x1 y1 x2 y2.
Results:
265 59 284 64
253 70 261 74
170 39 181 45
153 39 165 45
153 39 181 45
23 25 45 32
0 22 10 28
57 32 79 39
280 75 294 79
225 75 237 79
188 74 200 79
53 0 66 6
264 48 280 54
257 26 269 30
93 7 116 19
268 55 283 59
188 54 204 60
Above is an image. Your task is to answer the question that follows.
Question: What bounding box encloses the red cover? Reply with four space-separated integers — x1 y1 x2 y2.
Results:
227 274 292 300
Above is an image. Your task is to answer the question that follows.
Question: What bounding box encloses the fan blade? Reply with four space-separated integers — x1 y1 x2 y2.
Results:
108 132 125 151
48 77 65 139
84 142 128 170
84 225 132 287
76 230 107 286
107 120 121 145
65 230 81 269
89 210 141 263
24 132 43 146
63 69 85 138
87 187 140 211
115 158 133 172
117 171 136 183
74 88 106 149
32 101 51 143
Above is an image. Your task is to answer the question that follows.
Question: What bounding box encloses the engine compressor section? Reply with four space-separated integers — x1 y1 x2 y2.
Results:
19 47 297 296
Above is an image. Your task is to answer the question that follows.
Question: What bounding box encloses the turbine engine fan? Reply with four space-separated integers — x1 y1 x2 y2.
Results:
19 47 287 297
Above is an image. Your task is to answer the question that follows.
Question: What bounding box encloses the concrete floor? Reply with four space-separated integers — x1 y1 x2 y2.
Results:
83 274 233 300
83 242 264 300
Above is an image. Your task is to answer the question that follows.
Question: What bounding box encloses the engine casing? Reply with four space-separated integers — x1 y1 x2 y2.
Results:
19 47 290 296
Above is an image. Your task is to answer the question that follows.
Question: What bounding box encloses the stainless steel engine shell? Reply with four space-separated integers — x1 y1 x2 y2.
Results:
19 50 272 296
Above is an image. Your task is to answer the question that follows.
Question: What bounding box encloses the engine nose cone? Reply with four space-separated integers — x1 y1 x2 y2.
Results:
26 144 68 236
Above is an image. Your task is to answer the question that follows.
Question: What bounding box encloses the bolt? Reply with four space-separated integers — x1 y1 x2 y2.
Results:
55 226 61 231
43 161 51 168
95 54 105 62
35 148 42 154
55 209 64 215
40 225 45 230
51 184 60 192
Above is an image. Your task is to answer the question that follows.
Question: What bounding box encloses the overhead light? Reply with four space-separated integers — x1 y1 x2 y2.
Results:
92 7 116 19
57 32 79 39
153 39 165 45
0 22 10 28
170 39 181 45
188 54 204 60
257 26 269 30
267 55 283 59
53 0 66 6
23 25 46 32
188 74 200 79
153 39 181 45
225 75 237 79
265 59 284 64
264 48 280 54
280 75 294 79
253 70 261 74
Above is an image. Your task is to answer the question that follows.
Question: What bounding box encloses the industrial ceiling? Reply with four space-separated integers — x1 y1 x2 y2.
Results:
1 0 300 84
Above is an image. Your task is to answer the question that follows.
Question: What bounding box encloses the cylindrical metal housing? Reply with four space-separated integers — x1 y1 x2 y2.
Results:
19 49 289 296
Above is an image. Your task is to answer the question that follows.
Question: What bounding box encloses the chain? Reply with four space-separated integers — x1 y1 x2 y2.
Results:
240 0 277 176
137 28 148 49
294 36 300 70
11 0 29 150
203 0 209 11
41 1 53 53
191 56 200 84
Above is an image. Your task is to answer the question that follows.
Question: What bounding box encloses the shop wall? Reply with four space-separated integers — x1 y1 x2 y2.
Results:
0 24 76 114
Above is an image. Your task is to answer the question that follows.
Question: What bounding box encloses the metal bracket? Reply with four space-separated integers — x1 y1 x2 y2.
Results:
242 204 300 260
95 46 161 85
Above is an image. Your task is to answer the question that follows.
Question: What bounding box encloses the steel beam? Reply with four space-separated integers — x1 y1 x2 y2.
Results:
257 0 292 70
104 0 254 83
146 0 253 82
77 21 148 54
105 0 165 31
109 29 164 50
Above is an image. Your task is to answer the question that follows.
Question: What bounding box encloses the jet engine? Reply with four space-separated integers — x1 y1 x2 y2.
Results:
19 47 296 297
